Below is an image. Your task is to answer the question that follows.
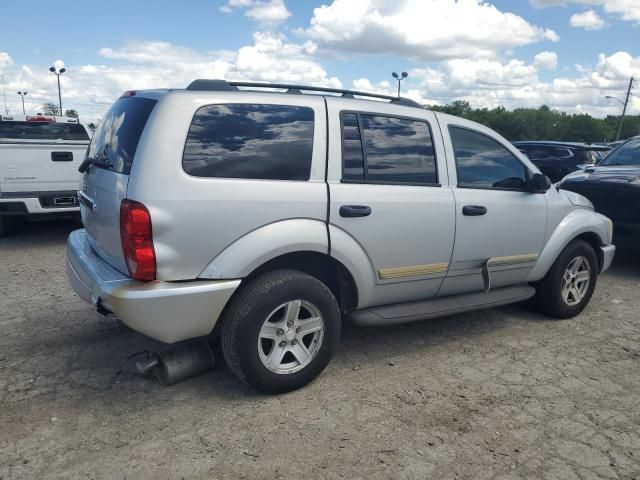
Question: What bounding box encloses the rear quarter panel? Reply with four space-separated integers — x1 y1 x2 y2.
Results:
126 91 329 281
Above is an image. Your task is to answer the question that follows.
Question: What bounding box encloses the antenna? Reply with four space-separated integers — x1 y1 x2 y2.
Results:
2 74 9 115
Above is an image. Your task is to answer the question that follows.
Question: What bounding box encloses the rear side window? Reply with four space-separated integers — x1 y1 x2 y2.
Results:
0 121 89 141
340 112 438 185
450 126 528 190
183 104 314 181
87 97 157 174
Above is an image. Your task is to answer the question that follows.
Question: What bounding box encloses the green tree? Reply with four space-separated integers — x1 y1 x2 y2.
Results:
64 109 79 118
41 102 60 115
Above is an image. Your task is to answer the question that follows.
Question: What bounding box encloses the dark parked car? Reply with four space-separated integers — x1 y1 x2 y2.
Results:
559 136 640 237
513 141 610 183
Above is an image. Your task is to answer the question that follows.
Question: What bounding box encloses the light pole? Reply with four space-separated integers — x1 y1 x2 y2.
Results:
49 66 66 115
17 91 27 114
392 71 408 98
606 77 635 141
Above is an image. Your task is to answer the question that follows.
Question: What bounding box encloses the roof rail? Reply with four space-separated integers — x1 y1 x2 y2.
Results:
186 79 422 108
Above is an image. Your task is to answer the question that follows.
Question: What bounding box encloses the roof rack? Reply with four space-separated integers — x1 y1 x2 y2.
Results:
185 79 422 108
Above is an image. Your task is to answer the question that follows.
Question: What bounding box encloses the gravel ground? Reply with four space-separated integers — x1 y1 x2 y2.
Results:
1 219 639 480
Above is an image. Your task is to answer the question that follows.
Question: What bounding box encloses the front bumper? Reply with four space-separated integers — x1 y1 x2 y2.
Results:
600 244 615 274
66 229 240 343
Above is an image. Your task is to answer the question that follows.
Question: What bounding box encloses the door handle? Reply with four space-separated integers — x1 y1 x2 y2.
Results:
462 205 487 216
51 151 73 162
339 205 372 218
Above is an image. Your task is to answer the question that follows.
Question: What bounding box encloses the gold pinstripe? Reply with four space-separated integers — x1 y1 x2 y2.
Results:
378 262 450 279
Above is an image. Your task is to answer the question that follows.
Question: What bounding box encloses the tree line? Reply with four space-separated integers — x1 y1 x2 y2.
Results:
429 101 640 143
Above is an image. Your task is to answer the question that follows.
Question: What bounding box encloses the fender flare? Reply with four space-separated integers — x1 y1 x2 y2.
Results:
198 219 329 279
528 209 610 282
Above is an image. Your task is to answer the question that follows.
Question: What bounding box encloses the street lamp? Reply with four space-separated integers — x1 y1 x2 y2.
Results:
49 66 66 115
605 77 635 141
605 95 624 106
17 91 27 115
392 71 408 98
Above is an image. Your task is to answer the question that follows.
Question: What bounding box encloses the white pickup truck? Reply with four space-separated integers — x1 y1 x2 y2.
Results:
0 114 92 236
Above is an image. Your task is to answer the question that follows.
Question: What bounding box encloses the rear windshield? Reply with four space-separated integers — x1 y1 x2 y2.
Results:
87 97 157 175
0 121 89 142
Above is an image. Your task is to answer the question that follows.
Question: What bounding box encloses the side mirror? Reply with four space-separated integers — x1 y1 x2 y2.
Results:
529 173 551 193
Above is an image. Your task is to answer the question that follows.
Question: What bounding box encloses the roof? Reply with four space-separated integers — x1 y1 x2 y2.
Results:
184 79 423 109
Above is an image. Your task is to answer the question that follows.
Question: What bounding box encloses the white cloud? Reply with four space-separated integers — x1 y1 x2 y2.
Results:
570 10 605 29
405 51 640 116
530 0 640 25
299 0 559 61
0 52 14 70
221 0 291 25
0 33 340 121
534 51 559 69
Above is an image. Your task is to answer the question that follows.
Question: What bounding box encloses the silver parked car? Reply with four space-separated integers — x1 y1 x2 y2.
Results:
67 81 615 393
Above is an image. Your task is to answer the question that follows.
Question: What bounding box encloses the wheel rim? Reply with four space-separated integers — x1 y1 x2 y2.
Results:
257 300 325 375
561 255 591 306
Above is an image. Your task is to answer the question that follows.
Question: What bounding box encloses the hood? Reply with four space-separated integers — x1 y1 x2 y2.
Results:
561 165 640 186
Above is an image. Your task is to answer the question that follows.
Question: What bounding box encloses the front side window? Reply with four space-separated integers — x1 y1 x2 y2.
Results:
340 112 438 185
183 104 314 181
450 127 528 190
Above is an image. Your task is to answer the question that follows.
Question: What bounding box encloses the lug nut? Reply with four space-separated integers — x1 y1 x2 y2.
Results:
279 341 286 347
291 340 297 345
296 327 301 333
277 329 284 336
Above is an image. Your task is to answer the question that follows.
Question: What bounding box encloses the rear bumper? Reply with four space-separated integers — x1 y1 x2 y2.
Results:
66 229 240 343
600 244 615 273
0 191 79 215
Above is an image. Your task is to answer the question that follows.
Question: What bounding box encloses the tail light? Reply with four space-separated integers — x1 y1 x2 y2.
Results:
120 200 156 281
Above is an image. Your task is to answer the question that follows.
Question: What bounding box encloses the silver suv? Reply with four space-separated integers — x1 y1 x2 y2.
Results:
67 80 615 393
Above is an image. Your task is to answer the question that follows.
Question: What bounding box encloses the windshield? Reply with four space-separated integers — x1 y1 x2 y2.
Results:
600 137 640 166
87 96 156 174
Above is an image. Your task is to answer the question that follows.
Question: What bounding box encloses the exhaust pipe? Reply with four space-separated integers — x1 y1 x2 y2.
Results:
135 340 216 386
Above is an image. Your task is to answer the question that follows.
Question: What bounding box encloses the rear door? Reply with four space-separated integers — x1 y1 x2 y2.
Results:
0 117 90 192
326 98 455 308
440 120 547 295
79 96 157 274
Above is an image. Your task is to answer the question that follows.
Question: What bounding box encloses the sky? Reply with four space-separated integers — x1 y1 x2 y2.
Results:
0 0 638 122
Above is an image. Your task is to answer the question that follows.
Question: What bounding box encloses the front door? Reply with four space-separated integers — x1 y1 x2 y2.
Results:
326 98 456 309
439 124 548 296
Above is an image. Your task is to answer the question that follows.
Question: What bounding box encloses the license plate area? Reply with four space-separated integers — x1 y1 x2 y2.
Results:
39 192 79 208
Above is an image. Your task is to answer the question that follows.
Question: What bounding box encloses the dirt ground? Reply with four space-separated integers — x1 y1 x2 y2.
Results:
1 219 639 480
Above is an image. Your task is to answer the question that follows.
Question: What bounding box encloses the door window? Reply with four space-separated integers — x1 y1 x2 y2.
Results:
340 113 438 185
450 127 528 190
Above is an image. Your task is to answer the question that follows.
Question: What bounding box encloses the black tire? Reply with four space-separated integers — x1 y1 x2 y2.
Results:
221 269 341 394
534 239 598 319
0 217 12 238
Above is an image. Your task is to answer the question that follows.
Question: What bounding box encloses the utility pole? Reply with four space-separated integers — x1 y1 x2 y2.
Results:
615 76 634 141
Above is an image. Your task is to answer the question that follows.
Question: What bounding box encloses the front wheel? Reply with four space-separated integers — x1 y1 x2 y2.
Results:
221 270 341 394
534 239 598 319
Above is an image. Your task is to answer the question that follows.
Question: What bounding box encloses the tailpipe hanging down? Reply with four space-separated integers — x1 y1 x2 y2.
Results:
135 340 216 386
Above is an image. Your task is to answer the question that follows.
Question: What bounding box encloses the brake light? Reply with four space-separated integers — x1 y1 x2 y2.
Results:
120 200 156 281
26 115 56 123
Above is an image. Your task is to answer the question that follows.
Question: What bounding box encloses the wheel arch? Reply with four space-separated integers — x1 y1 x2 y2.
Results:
528 209 610 281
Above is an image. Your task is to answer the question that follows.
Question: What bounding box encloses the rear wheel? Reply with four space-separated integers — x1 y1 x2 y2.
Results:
534 239 598 319
221 269 341 394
